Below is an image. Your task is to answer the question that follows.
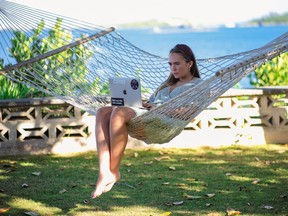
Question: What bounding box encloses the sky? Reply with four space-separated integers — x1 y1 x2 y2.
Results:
11 0 288 27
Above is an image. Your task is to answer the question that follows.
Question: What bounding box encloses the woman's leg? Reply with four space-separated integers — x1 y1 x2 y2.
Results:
101 107 136 194
109 107 136 176
91 106 116 198
91 106 136 198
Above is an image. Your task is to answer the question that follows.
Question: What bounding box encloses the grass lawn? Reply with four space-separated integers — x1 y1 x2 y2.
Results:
0 144 287 216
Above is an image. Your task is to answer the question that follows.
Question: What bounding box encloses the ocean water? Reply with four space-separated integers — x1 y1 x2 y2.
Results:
117 25 288 87
1 25 287 87
118 25 288 58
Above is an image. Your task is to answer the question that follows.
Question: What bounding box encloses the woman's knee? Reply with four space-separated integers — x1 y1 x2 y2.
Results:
97 106 113 117
96 107 115 123
111 107 135 122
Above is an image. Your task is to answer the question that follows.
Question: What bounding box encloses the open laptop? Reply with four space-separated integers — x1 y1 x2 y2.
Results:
109 77 142 107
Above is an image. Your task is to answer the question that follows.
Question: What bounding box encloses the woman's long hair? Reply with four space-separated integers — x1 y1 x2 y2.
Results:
156 44 201 93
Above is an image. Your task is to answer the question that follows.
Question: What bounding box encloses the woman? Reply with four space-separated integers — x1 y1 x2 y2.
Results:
91 44 201 198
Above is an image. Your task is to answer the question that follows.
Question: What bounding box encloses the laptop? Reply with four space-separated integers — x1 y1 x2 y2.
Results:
109 77 142 107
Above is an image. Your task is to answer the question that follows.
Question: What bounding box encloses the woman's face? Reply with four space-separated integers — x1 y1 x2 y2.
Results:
168 53 193 80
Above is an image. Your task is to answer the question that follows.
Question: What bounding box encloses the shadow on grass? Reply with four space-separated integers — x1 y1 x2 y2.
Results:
0 144 287 215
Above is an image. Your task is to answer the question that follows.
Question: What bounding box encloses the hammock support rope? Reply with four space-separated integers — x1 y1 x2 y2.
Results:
0 27 115 75
0 0 287 144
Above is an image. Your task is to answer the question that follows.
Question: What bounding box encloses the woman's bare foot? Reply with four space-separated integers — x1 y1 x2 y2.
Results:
91 171 120 198
102 172 120 193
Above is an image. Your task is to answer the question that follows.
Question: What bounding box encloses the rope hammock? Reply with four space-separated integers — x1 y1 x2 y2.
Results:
0 0 287 144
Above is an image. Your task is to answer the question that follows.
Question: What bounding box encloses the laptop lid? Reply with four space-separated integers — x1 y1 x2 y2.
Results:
109 77 142 107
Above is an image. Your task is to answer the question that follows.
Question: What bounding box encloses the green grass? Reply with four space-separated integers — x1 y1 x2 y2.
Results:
0 144 287 216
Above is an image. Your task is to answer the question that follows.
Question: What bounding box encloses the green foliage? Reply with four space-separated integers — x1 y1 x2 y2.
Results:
0 58 3 69
0 18 100 99
1 58 35 99
0 76 30 99
34 19 95 97
248 53 288 87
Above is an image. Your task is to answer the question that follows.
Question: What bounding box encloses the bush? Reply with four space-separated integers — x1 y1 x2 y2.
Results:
248 53 288 87
0 19 93 99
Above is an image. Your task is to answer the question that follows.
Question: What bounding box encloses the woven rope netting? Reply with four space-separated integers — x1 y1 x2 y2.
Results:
0 0 287 144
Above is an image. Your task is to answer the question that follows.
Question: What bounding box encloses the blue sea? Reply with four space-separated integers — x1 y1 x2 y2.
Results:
1 25 287 87
117 25 288 87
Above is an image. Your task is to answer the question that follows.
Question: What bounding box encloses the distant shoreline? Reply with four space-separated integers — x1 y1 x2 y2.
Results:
116 12 288 29
116 22 288 30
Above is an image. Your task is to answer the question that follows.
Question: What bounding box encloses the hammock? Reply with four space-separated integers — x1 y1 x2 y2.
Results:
0 0 287 144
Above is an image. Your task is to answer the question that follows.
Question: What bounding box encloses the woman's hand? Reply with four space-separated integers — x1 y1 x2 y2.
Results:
142 102 156 110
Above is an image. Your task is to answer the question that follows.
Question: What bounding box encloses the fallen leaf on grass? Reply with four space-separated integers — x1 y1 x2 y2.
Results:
173 201 184 205
70 183 77 188
22 183 29 188
124 162 132 167
265 160 272 165
278 149 286 154
154 156 171 161
207 213 221 216
169 166 176 171
59 189 67 194
205 193 215 198
160 212 172 216
24 211 39 216
164 201 184 206
226 208 241 215
262 205 273 210
0 208 10 213
187 178 199 182
183 193 202 200
32 172 41 176
252 179 261 184
144 161 153 165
